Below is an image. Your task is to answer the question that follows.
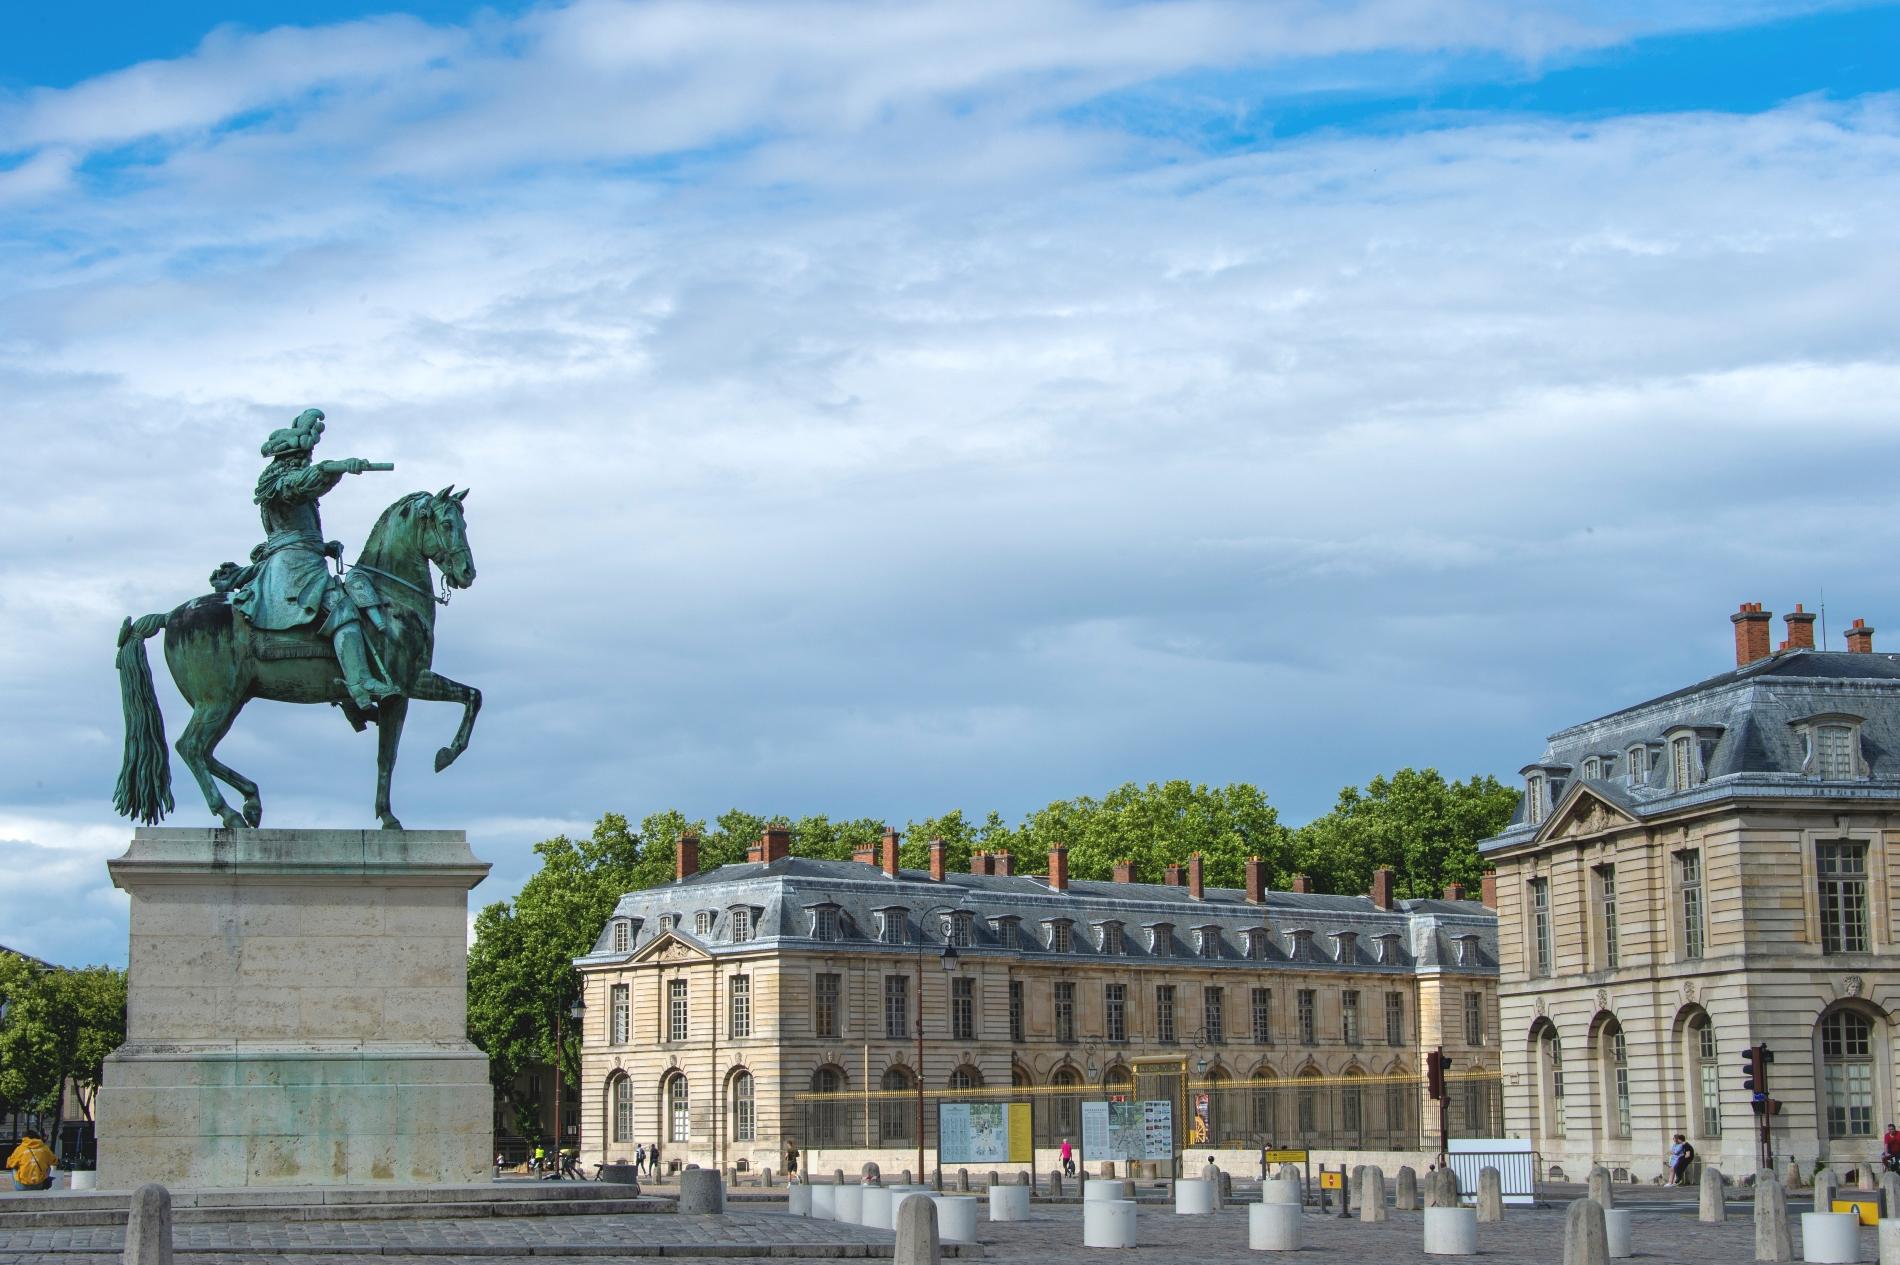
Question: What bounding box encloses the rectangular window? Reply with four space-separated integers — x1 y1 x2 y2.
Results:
1818 840 1870 954
1251 988 1273 1045
952 977 975 1041
1297 989 1316 1045
1156 985 1176 1045
1672 735 1696 789
695 910 714 936
1199 929 1220 959
1341 990 1360 1046
1824 1012 1875 1138
1464 991 1483 1046
1597 865 1619 969
885 974 910 1040
1530 878 1552 976
611 920 631 953
1678 851 1705 959
1818 725 1858 779
734 1077 755 1141
946 913 972 948
1204 986 1225 1044
1099 923 1123 954
996 918 1019 949
814 972 840 1038
728 974 751 1038
1696 1024 1721 1138
1048 922 1072 952
1385 992 1404 1047
611 983 630 1045
1054 981 1076 1043
667 978 688 1042
730 907 753 942
1009 979 1024 1043
1106 983 1127 1043
880 910 907 945
812 907 839 942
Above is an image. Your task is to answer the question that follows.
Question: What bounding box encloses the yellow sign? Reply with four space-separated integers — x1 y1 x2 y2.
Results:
1007 1103 1034 1164
1262 1149 1308 1164
1320 1171 1343 1190
1833 1197 1879 1226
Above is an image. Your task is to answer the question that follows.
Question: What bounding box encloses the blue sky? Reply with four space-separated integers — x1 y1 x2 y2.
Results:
4 0 1900 967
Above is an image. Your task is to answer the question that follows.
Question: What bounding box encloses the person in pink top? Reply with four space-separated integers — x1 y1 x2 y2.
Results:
1059 1138 1075 1176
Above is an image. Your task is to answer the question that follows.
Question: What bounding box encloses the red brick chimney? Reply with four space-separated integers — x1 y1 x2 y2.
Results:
1443 882 1468 902
929 838 947 882
1480 871 1497 909
881 827 901 877
1847 619 1876 654
1732 602 1772 666
993 850 1015 877
1164 863 1183 887
1048 845 1069 892
1111 859 1134 884
853 837 877 867
1369 867 1395 910
1244 857 1265 904
1785 604 1816 651
752 825 790 865
1290 873 1311 894
970 850 992 877
1187 853 1205 900
675 831 700 881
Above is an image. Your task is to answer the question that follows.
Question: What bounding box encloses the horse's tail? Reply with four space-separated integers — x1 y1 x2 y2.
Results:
113 613 174 824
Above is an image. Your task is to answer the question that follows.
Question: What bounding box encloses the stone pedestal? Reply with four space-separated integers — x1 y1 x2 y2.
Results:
96 829 491 1190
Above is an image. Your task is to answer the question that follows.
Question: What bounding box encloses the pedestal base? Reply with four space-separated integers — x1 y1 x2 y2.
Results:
96 828 491 1190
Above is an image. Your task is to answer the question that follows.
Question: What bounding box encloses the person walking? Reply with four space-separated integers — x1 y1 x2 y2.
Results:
5 1130 56 1192
634 1143 647 1177
1666 1134 1694 1185
1059 1138 1075 1177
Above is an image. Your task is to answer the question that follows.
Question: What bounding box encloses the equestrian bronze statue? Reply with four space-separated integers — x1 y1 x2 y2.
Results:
113 408 481 830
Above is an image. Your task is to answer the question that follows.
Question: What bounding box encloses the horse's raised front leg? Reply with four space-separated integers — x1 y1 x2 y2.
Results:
408 669 482 773
176 699 247 830
374 694 409 831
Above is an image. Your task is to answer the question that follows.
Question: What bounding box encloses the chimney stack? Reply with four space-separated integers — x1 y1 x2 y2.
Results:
1732 602 1773 666
1480 871 1498 909
881 827 901 877
1847 619 1876 654
1244 857 1265 904
1164 863 1184 887
993 850 1015 877
1785 604 1817 651
1369 867 1395 910
675 831 700 881
929 838 947 882
853 837 877 867
1290 873 1312 894
753 825 791 865
970 849 992 877
1444 882 1468 902
1188 853 1205 900
1048 845 1069 892
1112 859 1134 884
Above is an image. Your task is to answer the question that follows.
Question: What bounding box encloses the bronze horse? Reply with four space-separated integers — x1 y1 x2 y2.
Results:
114 488 480 830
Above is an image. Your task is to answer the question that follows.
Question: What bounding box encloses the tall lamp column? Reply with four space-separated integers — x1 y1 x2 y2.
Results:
913 906 960 1184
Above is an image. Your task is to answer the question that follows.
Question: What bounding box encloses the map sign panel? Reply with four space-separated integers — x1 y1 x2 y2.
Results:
937 1102 1033 1164
1081 1099 1173 1160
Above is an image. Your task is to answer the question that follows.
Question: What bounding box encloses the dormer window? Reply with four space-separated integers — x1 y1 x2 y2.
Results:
943 911 974 948
694 911 715 937
659 914 676 933
1377 933 1404 965
1457 934 1482 967
1287 928 1316 962
1525 773 1547 826
729 907 754 943
993 915 1021 949
1044 919 1073 952
1332 931 1358 964
1197 927 1222 960
1582 756 1601 781
1626 746 1650 787
809 904 840 942
1097 921 1124 954
1664 727 1722 791
1148 923 1174 957
1795 714 1868 781
1242 928 1270 961
610 918 636 953
878 908 909 945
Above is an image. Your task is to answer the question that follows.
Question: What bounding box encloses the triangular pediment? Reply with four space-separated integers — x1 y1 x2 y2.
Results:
1534 782 1639 844
629 929 712 965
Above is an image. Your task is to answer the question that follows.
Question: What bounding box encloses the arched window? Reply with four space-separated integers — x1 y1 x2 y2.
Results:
730 1070 755 1142
1297 1069 1323 1140
1011 1063 1033 1089
1049 1066 1083 1144
1339 1069 1364 1144
1251 1069 1277 1142
1533 1024 1565 1141
809 1065 848 1147
948 1064 983 1091
665 1073 689 1143
610 1073 634 1145
1821 1009 1877 1139
1596 1018 1630 1139
881 1066 915 1144
1682 1012 1720 1139
1104 1064 1133 1096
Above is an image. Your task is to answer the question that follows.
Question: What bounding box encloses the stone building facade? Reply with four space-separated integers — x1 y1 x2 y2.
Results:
1483 604 1900 1179
574 827 1498 1174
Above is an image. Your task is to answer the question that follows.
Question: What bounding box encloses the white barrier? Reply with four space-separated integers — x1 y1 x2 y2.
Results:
1800 1211 1861 1264
933 1195 980 1243
989 1185 1031 1221
1176 1178 1216 1215
861 1185 893 1229
1261 1181 1302 1206
1087 1179 1129 1201
1084 1198 1139 1248
1249 1201 1303 1250
787 1184 812 1217
835 1184 862 1224
1424 1206 1479 1256
810 1184 836 1220
1604 1208 1632 1259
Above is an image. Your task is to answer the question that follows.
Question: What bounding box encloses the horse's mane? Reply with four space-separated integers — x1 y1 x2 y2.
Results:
361 492 436 558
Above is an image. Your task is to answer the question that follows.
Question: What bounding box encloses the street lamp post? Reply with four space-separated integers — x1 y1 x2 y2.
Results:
913 905 960 1185
552 994 587 1169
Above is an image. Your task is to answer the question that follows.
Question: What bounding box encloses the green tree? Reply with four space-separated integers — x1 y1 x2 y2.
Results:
0 955 127 1126
1013 780 1297 889
1292 768 1518 898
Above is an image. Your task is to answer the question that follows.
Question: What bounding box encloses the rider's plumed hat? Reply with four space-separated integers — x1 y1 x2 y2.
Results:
261 408 326 458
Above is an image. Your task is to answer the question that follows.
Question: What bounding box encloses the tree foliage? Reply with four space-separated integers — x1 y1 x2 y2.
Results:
0 955 127 1122
1291 768 1518 899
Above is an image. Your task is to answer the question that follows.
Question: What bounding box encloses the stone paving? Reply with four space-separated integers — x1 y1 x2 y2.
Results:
0 1183 1871 1264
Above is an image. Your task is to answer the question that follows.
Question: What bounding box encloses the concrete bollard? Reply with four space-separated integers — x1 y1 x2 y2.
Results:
1884 1173 1900 1219
762 1166 774 1187
1049 1170 1064 1198
862 1185 894 1230
863 1162 882 1184
1201 1163 1223 1210
1786 1161 1805 1190
1397 1165 1420 1212
124 1183 175 1265
678 1167 726 1214
1800 1211 1860 1263
1083 1199 1139 1249
1352 1164 1369 1208
1085 1179 1129 1202
1472 1166 1501 1223
988 1184 1031 1221
902 1169 913 1185
834 1168 846 1189
788 1183 813 1216
1563 1197 1609 1265
1878 1218 1900 1265
1603 1208 1632 1259
932 1195 980 1244
1588 1166 1614 1209
987 1171 999 1188
1175 1178 1216 1215
1017 1170 1031 1186
896 1189 942 1265
1815 1169 1840 1216
932 1168 943 1192
1756 1173 1794 1263
956 1169 971 1193
1263 1179 1302 1205
1250 1201 1303 1250
1362 1165 1388 1222
1426 1167 1459 1209
1701 1167 1728 1223
1424 1206 1478 1255
1103 1160 1116 1178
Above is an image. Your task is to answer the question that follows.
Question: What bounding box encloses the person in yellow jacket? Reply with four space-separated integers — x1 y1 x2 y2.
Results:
6 1129 56 1191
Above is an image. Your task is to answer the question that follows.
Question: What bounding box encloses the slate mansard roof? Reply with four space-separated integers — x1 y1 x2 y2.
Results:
1482 647 1900 853
576 857 1496 976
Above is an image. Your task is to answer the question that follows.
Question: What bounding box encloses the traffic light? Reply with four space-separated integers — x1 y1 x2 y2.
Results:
1741 1043 1775 1111
1427 1049 1452 1101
